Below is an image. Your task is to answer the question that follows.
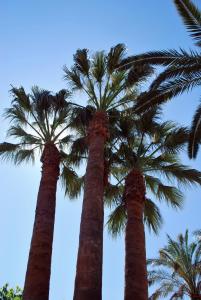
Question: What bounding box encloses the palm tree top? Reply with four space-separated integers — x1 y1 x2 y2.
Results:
0 86 82 199
64 43 154 111
0 86 72 164
148 230 201 299
105 110 201 235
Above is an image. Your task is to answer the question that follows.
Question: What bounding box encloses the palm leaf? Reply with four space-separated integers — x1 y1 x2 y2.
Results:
188 102 201 158
73 48 90 76
174 0 201 46
60 165 84 199
107 204 127 237
0 142 20 161
14 148 36 165
107 43 126 73
144 198 163 234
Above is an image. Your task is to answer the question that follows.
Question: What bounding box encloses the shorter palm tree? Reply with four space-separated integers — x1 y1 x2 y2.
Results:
106 109 201 300
148 230 201 300
0 87 81 300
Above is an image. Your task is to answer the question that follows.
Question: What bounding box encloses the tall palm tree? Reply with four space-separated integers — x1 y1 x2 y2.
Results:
119 0 201 159
148 230 201 300
64 44 154 300
106 109 201 300
0 87 81 300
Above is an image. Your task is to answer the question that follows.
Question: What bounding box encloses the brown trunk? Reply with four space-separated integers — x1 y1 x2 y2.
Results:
124 168 148 300
23 143 60 300
73 111 109 300
191 295 201 300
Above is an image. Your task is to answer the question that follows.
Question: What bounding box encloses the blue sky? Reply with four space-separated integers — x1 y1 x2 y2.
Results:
0 0 201 299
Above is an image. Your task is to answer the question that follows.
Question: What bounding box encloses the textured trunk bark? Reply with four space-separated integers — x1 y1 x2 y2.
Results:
23 143 60 300
124 168 148 300
73 111 109 300
191 295 201 299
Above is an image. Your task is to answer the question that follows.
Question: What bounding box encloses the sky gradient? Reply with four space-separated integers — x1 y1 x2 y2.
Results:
1 1 201 299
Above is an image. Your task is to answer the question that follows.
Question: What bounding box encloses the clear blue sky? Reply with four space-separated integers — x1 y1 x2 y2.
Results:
0 1 201 299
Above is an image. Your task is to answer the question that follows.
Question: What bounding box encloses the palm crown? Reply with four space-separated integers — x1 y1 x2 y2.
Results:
64 43 153 112
0 86 81 198
119 0 201 159
105 108 201 235
148 230 201 299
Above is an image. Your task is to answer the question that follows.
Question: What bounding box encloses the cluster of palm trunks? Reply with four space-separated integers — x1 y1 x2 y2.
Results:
22 112 148 300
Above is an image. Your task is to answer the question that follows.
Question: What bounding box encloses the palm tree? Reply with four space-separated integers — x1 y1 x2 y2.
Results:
106 109 201 300
0 283 22 300
119 0 201 159
64 44 154 300
148 230 201 300
0 87 81 300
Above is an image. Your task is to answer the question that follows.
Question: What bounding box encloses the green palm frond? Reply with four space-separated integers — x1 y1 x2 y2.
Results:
63 66 83 90
14 148 36 165
148 230 201 299
163 127 189 154
107 204 127 238
126 64 154 88
0 142 20 161
150 63 201 90
60 165 84 199
174 0 201 47
157 163 201 186
104 183 123 208
92 51 105 83
144 198 163 234
11 86 32 112
7 125 42 144
188 102 201 158
156 184 184 208
107 43 127 74
119 49 201 70
73 48 90 76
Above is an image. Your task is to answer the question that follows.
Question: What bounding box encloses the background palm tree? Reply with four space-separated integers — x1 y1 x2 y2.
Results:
105 109 201 300
0 87 81 300
148 230 201 300
64 43 154 300
119 0 201 159
0 283 22 300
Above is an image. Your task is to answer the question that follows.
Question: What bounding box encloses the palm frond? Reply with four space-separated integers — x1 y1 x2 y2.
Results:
14 148 36 165
126 64 154 88
107 204 127 237
0 142 20 161
144 198 163 234
188 102 201 158
158 163 201 186
10 86 31 112
151 64 201 90
107 43 127 73
119 49 200 70
174 0 201 46
92 51 106 83
63 66 83 90
156 184 184 209
7 125 42 145
73 48 90 76
60 165 84 199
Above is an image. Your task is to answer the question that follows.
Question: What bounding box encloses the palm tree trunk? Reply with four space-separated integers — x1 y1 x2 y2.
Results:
124 168 148 300
73 111 109 300
23 143 60 300
191 295 201 300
